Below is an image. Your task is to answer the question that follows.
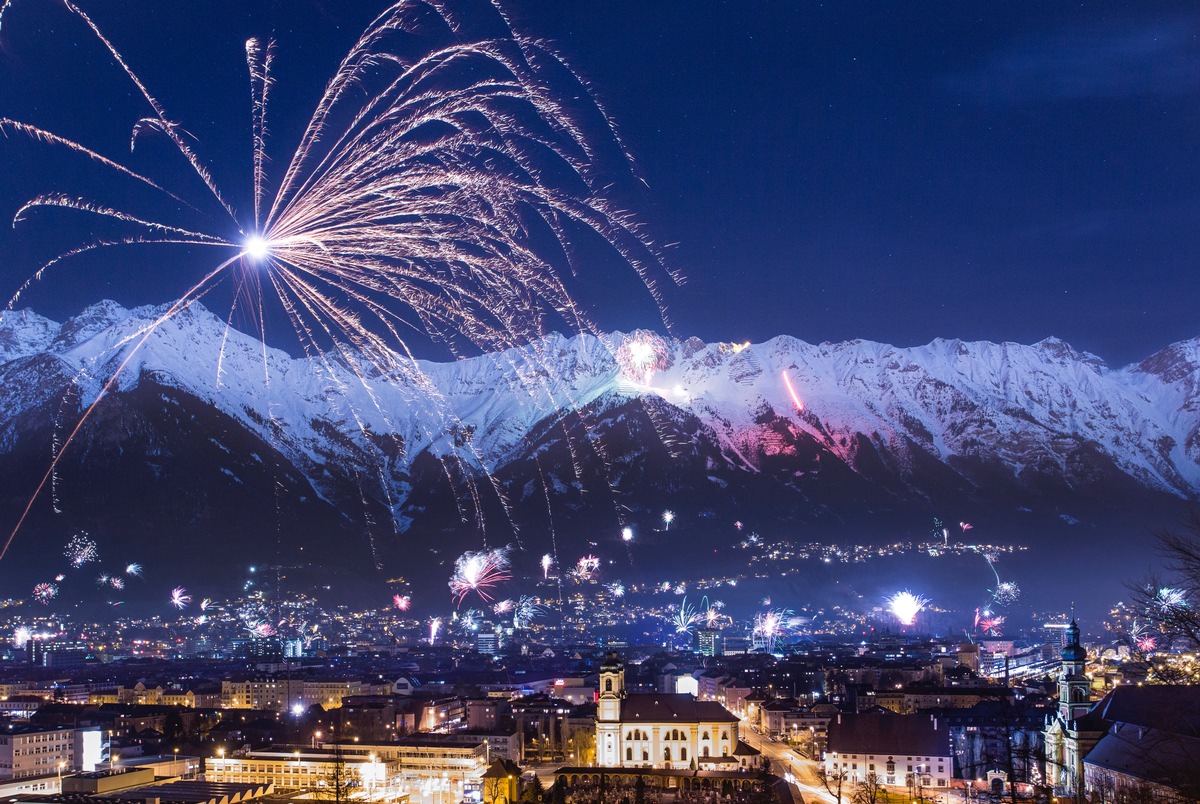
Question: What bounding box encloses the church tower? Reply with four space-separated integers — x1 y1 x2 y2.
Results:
596 651 625 766
1058 620 1090 722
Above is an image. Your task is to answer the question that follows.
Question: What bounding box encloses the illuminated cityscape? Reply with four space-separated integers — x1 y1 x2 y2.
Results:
0 0 1198 803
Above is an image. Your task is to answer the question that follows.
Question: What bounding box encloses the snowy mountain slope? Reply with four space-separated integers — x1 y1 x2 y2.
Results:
0 301 1196 530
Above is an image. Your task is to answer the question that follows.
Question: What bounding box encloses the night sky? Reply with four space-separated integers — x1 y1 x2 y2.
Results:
1 0 1198 365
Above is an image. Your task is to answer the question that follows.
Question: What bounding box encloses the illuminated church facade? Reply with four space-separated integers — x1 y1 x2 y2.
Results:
596 652 742 769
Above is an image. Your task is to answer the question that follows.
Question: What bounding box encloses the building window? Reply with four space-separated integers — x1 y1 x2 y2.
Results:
626 748 632 762
664 748 671 762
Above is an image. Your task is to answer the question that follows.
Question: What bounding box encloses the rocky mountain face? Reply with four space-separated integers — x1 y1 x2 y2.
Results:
0 302 1195 602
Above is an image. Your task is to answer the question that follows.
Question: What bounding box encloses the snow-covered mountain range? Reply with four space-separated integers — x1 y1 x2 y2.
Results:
0 300 1196 591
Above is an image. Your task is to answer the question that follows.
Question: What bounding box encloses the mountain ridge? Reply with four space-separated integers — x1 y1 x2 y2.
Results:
0 300 1195 608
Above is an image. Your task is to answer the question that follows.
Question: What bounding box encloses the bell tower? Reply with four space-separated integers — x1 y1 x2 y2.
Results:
1058 620 1090 722
597 651 625 766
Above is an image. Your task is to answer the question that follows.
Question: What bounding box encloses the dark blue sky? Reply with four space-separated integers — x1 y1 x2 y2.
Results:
1 0 1197 364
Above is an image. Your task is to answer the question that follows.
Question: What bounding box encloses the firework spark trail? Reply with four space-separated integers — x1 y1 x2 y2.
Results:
48 379 80 514
535 458 564 607
781 369 804 412
0 0 679 557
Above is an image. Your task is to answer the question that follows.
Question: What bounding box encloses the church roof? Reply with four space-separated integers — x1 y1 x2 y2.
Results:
732 740 760 756
1084 725 1200 794
827 713 951 759
1091 685 1200 736
620 693 738 723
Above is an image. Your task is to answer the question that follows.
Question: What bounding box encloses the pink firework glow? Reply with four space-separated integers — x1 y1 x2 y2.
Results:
32 582 58 604
393 594 411 611
170 587 191 609
573 554 601 581
978 615 1005 636
781 370 805 412
449 548 511 605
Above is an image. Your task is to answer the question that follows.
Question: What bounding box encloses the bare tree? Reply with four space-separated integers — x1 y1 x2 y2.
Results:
816 766 850 804
851 771 884 804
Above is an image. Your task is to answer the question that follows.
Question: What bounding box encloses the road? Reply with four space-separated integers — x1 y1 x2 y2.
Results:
738 725 837 804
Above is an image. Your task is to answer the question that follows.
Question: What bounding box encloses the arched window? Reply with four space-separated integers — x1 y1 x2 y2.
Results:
626 732 633 741
605 679 613 692
702 731 710 741
681 748 688 762
664 747 672 762
642 750 649 762
703 746 710 758
721 730 729 741
626 748 633 762
672 729 680 741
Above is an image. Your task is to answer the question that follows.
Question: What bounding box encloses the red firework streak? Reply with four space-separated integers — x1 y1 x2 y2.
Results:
781 371 805 412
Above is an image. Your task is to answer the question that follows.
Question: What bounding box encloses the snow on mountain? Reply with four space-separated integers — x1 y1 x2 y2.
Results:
0 301 1196 516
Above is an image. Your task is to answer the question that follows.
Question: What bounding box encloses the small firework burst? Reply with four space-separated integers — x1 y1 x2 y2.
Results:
615 331 672 385
64 533 98 567
978 615 1006 636
458 609 483 632
448 547 511 605
32 582 58 604
886 591 930 626
570 554 601 583
672 597 701 634
125 563 143 577
541 554 553 578
109 577 125 591
393 594 411 611
993 581 1020 605
170 586 191 609
662 510 675 530
752 608 793 653
513 596 543 629
1155 587 1188 612
607 581 626 598
493 599 514 615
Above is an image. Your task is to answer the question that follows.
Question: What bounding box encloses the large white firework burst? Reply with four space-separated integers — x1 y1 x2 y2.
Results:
0 0 680 561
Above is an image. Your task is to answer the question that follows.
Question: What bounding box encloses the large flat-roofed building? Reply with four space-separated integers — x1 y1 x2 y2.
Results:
0 726 105 780
207 747 391 793
210 739 488 804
